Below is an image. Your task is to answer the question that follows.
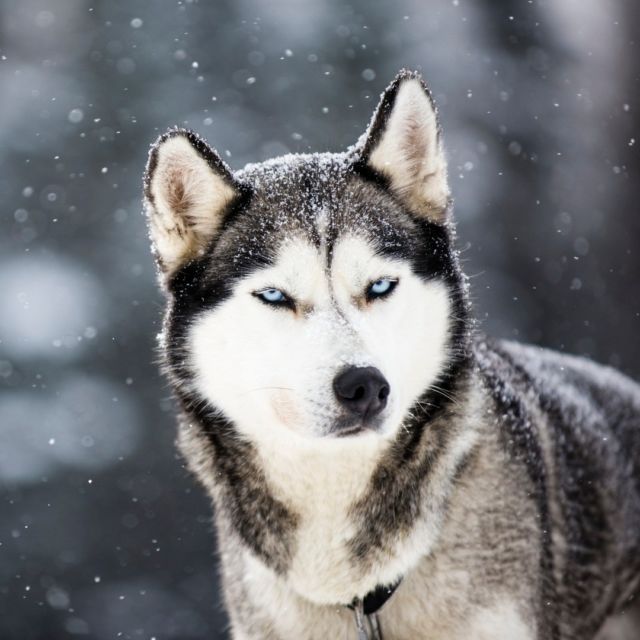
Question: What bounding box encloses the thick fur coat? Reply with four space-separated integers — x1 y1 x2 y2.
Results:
143 71 640 639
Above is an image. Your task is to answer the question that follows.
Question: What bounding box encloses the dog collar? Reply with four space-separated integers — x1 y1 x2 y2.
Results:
348 580 401 640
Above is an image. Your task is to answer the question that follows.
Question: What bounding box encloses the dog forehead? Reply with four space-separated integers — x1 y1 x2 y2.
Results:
239 153 348 233
238 152 348 194
237 152 419 249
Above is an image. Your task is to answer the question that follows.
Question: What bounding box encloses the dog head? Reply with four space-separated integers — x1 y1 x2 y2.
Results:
145 71 468 446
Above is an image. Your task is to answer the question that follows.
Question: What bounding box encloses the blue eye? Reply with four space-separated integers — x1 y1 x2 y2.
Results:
260 288 285 303
254 288 294 309
367 278 398 300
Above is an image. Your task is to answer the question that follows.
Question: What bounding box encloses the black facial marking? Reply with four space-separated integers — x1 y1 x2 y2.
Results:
179 394 299 574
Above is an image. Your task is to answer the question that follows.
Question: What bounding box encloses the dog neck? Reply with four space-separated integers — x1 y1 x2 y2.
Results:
178 359 478 606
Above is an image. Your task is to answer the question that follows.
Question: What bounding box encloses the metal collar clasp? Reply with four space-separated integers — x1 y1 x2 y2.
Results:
352 599 383 640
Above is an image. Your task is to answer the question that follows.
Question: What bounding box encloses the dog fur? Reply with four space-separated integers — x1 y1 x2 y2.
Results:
143 70 640 639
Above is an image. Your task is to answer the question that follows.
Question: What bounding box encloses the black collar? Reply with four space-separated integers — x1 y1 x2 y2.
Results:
349 579 402 615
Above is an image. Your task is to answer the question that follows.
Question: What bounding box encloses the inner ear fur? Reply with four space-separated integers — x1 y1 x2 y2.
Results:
357 70 450 223
144 128 240 279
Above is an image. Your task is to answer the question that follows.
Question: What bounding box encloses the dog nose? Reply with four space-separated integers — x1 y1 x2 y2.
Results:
333 366 390 420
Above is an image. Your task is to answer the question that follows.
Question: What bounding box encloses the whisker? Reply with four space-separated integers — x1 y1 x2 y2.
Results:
239 386 296 396
428 384 460 406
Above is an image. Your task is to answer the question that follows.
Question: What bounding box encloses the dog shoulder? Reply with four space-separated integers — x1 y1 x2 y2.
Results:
475 335 640 635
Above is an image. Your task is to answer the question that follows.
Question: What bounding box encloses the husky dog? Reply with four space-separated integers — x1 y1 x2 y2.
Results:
143 71 640 639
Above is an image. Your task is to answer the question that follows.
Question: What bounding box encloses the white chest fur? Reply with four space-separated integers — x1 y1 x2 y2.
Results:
249 406 480 606
251 427 388 604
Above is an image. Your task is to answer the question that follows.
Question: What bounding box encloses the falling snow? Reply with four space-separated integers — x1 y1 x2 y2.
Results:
0 0 638 638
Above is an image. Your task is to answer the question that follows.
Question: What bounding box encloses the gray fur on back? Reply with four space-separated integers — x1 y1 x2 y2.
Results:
476 338 640 638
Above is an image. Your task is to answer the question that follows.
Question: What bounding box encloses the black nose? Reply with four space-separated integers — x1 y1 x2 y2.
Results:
333 366 390 420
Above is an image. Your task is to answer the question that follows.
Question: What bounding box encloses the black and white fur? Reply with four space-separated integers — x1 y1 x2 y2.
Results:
143 71 640 639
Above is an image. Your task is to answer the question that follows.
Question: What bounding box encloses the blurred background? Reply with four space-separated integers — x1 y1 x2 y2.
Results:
0 0 638 637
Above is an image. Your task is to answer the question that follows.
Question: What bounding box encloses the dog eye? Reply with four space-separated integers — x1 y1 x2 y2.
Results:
253 288 294 309
366 278 398 301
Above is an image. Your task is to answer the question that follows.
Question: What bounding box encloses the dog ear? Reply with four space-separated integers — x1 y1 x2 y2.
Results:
144 129 240 278
358 70 449 222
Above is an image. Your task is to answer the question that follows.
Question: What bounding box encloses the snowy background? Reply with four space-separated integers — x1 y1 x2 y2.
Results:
0 0 638 638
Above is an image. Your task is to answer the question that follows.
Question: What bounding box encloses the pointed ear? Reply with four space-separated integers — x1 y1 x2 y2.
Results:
358 71 449 222
143 129 241 278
